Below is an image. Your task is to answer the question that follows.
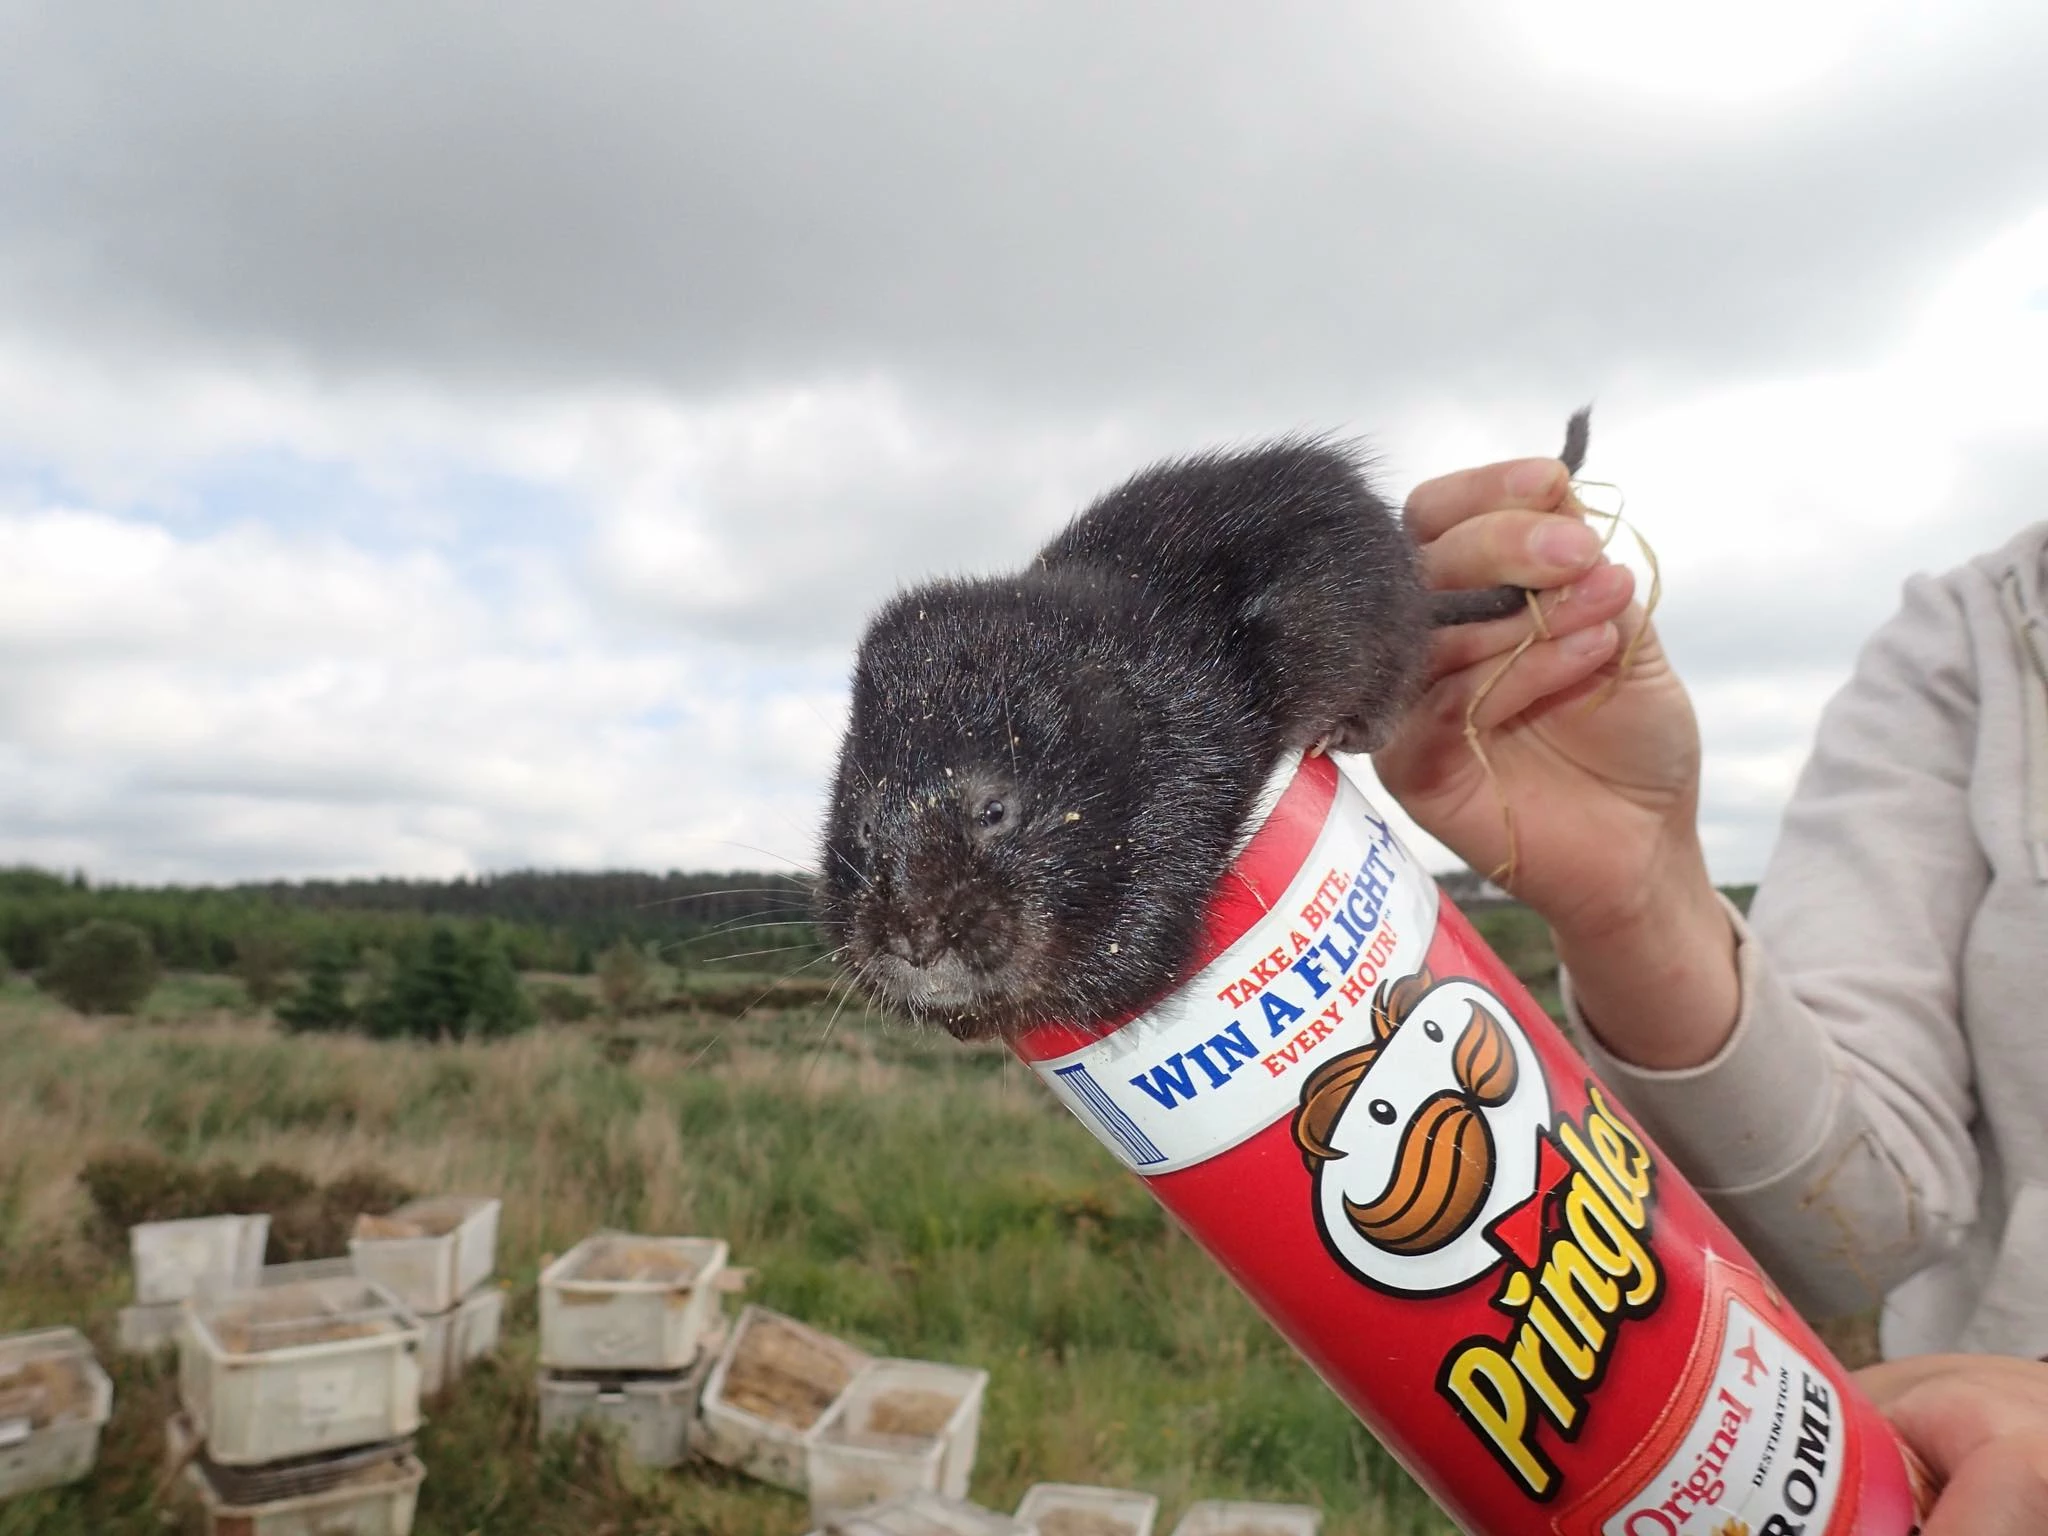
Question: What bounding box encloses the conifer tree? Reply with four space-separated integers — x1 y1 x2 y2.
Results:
276 945 354 1033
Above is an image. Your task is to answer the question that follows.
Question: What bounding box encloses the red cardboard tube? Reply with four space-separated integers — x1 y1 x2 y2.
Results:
1011 753 1927 1535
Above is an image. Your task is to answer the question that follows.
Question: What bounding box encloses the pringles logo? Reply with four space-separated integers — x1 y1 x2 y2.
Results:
1292 969 1667 1502
1292 967 1554 1296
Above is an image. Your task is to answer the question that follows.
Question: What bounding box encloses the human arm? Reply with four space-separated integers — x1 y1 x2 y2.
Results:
1578 572 1986 1316
1375 455 1740 1065
1375 458 1983 1318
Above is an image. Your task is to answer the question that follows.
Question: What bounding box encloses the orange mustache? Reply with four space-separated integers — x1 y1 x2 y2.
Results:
1295 989 1520 1257
1342 1088 1495 1254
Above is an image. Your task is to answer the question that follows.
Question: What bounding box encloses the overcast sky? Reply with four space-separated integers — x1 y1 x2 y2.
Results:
3 1 2046 886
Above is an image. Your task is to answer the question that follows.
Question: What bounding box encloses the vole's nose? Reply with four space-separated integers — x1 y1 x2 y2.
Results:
888 918 948 967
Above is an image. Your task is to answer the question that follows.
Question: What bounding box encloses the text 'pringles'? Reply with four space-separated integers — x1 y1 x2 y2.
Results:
1439 1087 1664 1500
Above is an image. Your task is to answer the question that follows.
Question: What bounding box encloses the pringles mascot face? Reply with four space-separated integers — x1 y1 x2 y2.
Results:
1293 968 1552 1296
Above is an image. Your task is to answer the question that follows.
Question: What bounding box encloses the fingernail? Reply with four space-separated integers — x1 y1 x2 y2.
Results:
1506 459 1562 499
1532 519 1600 570
1560 622 1615 659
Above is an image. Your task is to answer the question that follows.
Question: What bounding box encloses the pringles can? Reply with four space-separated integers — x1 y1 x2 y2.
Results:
1010 752 1927 1535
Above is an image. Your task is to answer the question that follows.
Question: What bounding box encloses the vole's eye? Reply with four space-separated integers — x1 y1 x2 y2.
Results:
856 819 874 847
1423 1019 1443 1043
1369 1099 1396 1125
975 797 1009 830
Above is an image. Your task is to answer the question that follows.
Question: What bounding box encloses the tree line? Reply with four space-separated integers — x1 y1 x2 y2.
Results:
3 866 828 1040
0 866 820 975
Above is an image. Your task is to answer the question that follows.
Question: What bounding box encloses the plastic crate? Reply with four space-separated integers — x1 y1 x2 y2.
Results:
179 1263 423 1466
806 1358 988 1519
117 1300 188 1356
1166 1501 1322 1536
349 1196 500 1315
535 1355 715 1470
698 1304 871 1491
1016 1483 1161 1536
538 1232 727 1372
169 1422 413 1506
0 1328 113 1501
186 1448 424 1536
416 1284 505 1399
817 1488 1031 1535
131 1214 271 1306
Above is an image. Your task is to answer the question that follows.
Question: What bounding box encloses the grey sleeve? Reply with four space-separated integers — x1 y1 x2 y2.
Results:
1569 572 1987 1320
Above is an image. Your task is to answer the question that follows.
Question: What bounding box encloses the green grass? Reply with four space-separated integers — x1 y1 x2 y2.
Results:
0 996 1457 1536
136 972 252 1021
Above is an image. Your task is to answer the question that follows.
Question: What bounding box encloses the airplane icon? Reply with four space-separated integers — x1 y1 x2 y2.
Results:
1734 1330 1769 1388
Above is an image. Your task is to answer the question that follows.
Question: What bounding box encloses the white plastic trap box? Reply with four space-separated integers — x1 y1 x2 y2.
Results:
1016 1482 1162 1536
178 1263 424 1466
1167 1501 1323 1536
0 1327 114 1501
349 1195 501 1315
817 1488 1032 1536
117 1299 189 1355
185 1448 425 1536
698 1303 872 1492
131 1213 271 1306
416 1284 505 1399
538 1232 728 1372
535 1352 716 1470
806 1357 989 1520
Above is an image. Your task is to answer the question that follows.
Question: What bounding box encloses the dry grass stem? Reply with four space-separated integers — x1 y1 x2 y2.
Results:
1458 478 1663 886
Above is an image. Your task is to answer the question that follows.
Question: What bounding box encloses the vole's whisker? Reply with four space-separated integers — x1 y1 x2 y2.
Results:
827 843 875 895
659 921 820 962
632 886 810 911
803 979 857 1089
700 942 820 965
704 840 819 875
669 911 814 942
725 947 847 1031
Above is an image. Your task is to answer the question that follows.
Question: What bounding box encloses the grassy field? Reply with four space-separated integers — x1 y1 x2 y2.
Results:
0 975 1460 1536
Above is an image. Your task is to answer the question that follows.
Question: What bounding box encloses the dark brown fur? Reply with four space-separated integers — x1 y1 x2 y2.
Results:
817 411 1589 1039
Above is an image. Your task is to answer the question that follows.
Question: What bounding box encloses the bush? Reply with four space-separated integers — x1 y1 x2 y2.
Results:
274 1166 415 1261
232 930 298 1007
77 1148 214 1238
532 981 598 1023
37 918 162 1014
79 1149 411 1262
595 940 651 1016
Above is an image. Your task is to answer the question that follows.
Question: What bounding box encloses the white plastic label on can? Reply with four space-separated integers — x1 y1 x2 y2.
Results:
1030 770 1437 1176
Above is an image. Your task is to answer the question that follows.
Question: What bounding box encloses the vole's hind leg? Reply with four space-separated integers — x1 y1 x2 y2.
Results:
1319 662 1427 756
1318 712 1396 757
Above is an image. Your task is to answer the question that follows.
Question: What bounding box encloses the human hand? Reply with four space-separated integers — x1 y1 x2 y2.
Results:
1857 1353 2048 1535
1373 453 1738 1067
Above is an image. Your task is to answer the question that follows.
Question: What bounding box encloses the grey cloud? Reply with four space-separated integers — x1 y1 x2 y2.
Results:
586 415 1150 655
5 4 2048 886
5 3 2047 424
1662 436 2047 686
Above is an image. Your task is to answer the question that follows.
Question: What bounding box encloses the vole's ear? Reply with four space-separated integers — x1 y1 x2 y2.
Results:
1065 662 1141 752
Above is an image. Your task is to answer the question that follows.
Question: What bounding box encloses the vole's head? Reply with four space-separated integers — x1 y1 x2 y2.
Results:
817 574 1162 1039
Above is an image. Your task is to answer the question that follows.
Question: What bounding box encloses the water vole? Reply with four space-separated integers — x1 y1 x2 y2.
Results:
817 412 1589 1039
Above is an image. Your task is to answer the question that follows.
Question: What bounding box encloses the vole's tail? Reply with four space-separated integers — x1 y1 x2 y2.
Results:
1560 405 1591 477
1427 586 1528 625
1424 406 1592 628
